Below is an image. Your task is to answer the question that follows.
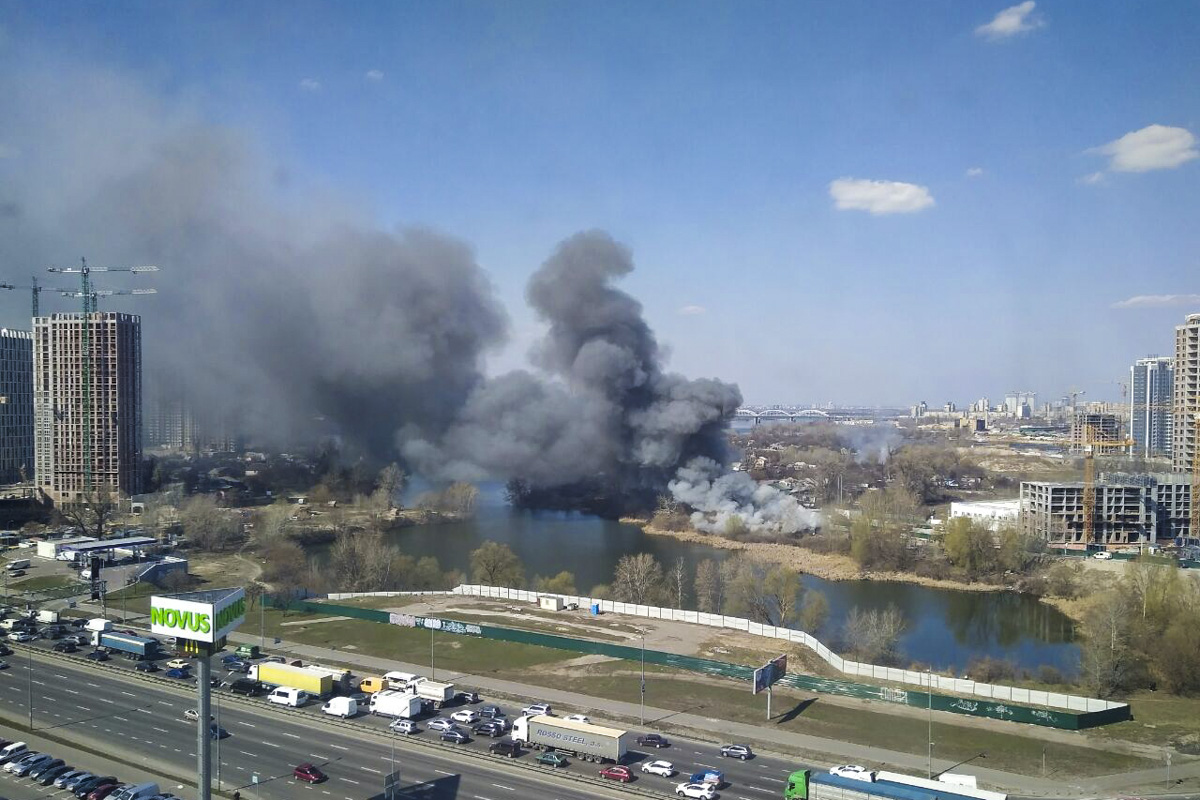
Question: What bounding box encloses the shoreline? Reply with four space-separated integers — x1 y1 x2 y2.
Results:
626 518 1088 622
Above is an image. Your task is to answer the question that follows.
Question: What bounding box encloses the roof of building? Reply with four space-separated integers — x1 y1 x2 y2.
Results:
64 536 156 552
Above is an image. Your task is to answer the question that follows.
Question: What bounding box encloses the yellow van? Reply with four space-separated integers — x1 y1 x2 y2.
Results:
359 676 387 694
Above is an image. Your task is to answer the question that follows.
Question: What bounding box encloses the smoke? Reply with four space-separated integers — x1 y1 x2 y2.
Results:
670 457 821 535
1 54 808 533
838 423 904 464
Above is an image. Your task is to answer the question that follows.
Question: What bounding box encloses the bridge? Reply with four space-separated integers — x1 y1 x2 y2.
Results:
734 408 831 424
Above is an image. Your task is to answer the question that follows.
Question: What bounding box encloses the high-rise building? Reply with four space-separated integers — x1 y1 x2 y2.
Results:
34 312 143 505
1174 313 1200 475
1070 412 1120 451
1021 473 1191 548
1130 356 1173 459
0 328 34 484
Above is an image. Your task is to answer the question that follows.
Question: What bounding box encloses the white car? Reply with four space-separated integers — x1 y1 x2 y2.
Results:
676 782 717 799
522 702 552 716
427 718 457 732
830 764 875 782
390 719 419 735
563 714 590 724
451 709 480 724
642 760 676 777
1093 551 1113 560
8 631 33 642
165 658 191 670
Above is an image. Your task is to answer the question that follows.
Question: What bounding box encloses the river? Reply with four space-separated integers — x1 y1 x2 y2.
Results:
316 496 1079 675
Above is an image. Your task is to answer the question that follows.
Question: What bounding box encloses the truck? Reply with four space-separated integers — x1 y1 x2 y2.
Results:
35 610 58 624
249 663 333 698
406 677 454 707
510 714 629 764
368 690 423 719
783 770 1007 800
85 618 112 634
95 632 161 660
302 665 354 695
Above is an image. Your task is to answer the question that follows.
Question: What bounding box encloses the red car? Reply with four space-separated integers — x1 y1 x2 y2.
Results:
294 763 326 783
599 765 633 782
87 784 121 800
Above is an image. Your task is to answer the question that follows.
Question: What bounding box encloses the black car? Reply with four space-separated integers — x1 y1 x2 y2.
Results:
229 678 267 696
488 740 520 758
455 690 480 704
84 650 109 662
53 641 78 653
40 626 66 640
29 757 65 779
479 705 504 719
0 644 11 656
637 733 671 748
134 660 160 672
69 618 88 628
73 775 116 797
38 763 72 785
440 729 469 744
472 721 505 737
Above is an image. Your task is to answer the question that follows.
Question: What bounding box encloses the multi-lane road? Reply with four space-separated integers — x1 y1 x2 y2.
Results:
0 642 798 800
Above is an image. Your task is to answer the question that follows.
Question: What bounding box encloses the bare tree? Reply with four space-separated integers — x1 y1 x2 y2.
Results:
670 557 687 608
1080 591 1137 697
181 495 241 551
57 489 118 540
724 557 802 627
799 590 830 633
693 558 720 613
611 553 664 604
371 462 407 509
844 604 908 663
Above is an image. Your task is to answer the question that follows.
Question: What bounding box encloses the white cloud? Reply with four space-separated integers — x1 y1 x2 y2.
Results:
829 178 935 215
1089 124 1198 173
1112 294 1200 309
678 305 707 316
299 78 322 92
966 167 985 178
365 70 384 81
1078 171 1106 185
976 2 1044 39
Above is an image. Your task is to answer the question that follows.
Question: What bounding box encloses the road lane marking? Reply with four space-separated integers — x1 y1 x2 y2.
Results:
491 784 514 791
340 778 360 785
359 767 381 774
434 769 455 775
329 744 348 751
282 732 301 739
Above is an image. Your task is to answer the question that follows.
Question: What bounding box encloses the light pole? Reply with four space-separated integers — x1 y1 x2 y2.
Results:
431 625 436 681
259 597 265 650
639 631 645 726
926 668 933 779
26 641 33 730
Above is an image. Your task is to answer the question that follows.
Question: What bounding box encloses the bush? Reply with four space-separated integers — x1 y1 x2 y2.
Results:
965 656 1019 683
1037 665 1066 686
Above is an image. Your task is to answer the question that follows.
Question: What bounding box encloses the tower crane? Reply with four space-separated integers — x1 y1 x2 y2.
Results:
44 259 159 494
0 278 79 317
57 288 158 309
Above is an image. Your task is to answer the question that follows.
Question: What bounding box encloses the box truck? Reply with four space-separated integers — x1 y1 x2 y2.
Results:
369 690 423 719
35 610 59 624
510 715 629 764
321 696 358 718
407 677 454 707
302 665 354 694
249 663 333 698
783 770 1006 800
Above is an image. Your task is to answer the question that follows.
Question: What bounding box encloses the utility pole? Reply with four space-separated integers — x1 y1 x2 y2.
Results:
927 668 933 778
639 632 645 726
430 625 436 680
197 656 212 800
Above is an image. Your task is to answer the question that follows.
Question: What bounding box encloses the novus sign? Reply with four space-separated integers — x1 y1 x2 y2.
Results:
150 588 246 644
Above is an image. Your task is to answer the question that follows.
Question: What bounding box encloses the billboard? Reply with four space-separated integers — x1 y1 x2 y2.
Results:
151 587 246 644
753 654 787 695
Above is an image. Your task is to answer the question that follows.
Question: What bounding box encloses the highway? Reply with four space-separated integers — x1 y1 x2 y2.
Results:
0 644 798 800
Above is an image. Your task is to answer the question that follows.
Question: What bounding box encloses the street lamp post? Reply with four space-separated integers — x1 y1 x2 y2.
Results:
26 642 33 730
926 668 933 779
431 625 436 681
639 632 645 726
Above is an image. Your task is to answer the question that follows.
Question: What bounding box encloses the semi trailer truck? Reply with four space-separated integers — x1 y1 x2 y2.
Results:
95 632 161 660
510 715 629 764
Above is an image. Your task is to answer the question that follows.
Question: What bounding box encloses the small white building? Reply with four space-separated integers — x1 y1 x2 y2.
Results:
538 596 565 612
36 536 97 560
948 499 1020 532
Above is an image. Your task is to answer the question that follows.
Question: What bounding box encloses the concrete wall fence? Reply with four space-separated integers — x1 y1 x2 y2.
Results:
327 584 1127 719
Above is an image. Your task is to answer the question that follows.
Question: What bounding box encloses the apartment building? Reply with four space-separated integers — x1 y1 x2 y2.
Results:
1174 313 1200 474
1021 472 1192 547
1131 356 1173 459
1070 412 1121 451
0 328 34 484
34 312 143 505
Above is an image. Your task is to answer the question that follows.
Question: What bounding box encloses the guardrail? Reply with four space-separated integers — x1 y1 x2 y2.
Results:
19 644 665 800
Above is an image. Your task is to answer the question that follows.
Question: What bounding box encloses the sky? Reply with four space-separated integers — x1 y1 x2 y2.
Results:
1 1 1197 408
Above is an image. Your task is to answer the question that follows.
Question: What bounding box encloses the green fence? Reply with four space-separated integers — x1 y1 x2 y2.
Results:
266 597 1129 730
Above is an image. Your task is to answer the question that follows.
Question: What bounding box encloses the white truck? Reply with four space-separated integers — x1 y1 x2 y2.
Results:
511 715 630 764
368 690 423 719
321 696 358 718
407 677 454 707
35 610 58 624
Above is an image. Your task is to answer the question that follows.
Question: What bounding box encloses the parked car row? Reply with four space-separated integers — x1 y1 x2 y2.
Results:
0 739 173 799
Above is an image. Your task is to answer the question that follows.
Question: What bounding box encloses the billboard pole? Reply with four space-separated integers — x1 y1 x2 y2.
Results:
766 685 771 720
197 656 212 800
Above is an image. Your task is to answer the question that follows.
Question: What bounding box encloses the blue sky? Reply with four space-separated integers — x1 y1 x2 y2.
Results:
1 1 1197 406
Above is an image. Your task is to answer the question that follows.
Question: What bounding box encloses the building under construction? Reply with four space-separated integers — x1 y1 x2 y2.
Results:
0 328 34 484
1021 472 1192 548
1174 313 1200 475
1070 412 1121 452
33 312 143 505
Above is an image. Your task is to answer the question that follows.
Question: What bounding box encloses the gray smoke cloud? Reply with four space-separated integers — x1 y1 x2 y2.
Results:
838 423 905 464
670 457 821 535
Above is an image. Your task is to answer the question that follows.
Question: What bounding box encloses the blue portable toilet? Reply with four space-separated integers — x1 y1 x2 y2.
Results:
590 603 601 615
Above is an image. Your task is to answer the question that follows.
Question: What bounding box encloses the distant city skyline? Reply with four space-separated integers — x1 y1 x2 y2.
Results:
0 2 1196 408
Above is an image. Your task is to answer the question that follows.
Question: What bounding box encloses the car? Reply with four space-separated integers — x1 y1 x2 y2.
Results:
9 569 25 577
53 641 79 653
164 658 190 670
427 718 457 732
600 765 633 782
37 763 72 786
220 654 243 666
69 618 88 628
210 724 229 740
642 760 677 777
676 782 717 799
479 705 505 719
522 702 552 716
0 660 8 669
41 626 66 639
225 661 250 674
389 719 419 735
228 679 266 696
440 729 469 744
488 740 520 758
455 690 481 704
84 650 109 662
563 714 591 723
13 753 54 776
638 733 671 748
74 776 117 797
164 668 189 679
263 656 285 663
293 763 326 784
134 661 160 672
183 709 213 722
0 643 11 655
8 630 34 642
87 784 121 800
56 769 88 788
472 721 505 737
7 751 44 773
29 757 65 779
719 744 753 760
450 709 480 724
829 765 875 781
64 771 98 791
1093 551 1114 560
67 634 89 646
690 769 724 786
536 751 568 768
